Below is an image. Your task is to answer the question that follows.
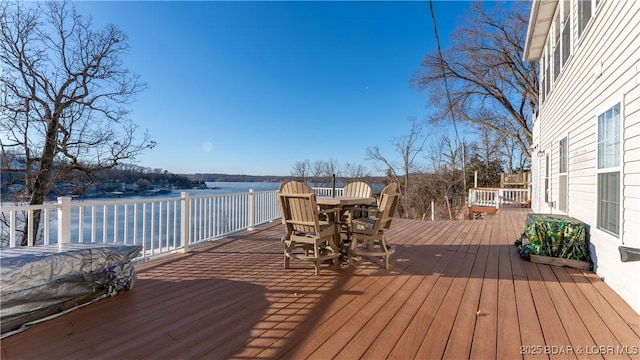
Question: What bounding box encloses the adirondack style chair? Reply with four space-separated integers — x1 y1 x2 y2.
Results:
348 189 399 269
340 181 373 232
356 182 398 220
278 181 340 275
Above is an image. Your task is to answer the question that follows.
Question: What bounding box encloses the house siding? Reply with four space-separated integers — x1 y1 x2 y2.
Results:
531 0 640 313
626 85 640 251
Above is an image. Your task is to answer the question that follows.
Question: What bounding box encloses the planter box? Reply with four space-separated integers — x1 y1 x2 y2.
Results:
530 254 591 270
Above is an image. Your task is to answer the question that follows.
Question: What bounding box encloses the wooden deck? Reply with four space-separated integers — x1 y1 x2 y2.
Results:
2 208 639 359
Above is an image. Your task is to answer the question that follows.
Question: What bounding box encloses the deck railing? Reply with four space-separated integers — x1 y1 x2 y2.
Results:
0 187 340 260
312 187 344 197
468 188 530 208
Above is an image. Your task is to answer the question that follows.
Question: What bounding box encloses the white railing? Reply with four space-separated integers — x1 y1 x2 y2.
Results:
0 189 282 260
312 187 344 197
468 188 530 209
0 186 342 261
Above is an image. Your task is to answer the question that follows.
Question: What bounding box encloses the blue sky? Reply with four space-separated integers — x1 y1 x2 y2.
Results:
74 1 473 176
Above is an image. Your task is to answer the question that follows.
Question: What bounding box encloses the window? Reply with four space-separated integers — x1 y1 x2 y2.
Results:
545 153 550 203
553 11 561 80
559 137 568 174
596 103 621 236
550 1 572 84
579 0 599 38
545 48 550 96
541 48 547 104
558 136 568 212
561 0 571 66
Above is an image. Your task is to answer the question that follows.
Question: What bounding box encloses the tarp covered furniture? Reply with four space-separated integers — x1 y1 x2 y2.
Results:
518 213 591 263
0 243 141 335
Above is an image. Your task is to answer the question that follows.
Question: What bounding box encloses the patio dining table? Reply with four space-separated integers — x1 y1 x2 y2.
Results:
316 196 377 251
316 196 377 209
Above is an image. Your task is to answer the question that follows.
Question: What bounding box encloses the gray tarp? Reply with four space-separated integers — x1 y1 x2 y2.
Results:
0 244 141 334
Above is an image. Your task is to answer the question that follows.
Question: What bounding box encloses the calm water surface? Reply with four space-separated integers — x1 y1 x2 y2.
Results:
202 182 281 194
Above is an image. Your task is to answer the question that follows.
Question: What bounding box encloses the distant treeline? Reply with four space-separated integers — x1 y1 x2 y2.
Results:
189 174 288 183
188 173 388 185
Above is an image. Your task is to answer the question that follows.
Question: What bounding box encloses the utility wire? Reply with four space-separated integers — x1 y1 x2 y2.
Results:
428 0 467 191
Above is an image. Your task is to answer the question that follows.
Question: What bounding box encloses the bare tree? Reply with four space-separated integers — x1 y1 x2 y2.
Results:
1 1 154 245
311 160 324 186
321 158 340 185
500 135 529 172
342 162 371 181
425 135 468 220
366 117 429 219
467 126 505 186
413 2 537 161
290 159 311 183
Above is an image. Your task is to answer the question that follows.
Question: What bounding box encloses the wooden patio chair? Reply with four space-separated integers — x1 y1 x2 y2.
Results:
348 189 399 269
362 182 398 218
278 181 340 275
340 181 373 224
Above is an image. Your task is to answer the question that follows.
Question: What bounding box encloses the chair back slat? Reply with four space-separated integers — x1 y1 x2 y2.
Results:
381 182 398 195
375 182 398 207
378 192 399 230
343 181 372 198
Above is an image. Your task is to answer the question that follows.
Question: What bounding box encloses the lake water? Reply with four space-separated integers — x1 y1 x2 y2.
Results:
197 181 384 196
202 182 281 194
109 182 283 200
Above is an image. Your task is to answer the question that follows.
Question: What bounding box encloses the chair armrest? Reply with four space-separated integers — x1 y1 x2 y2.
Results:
317 207 341 215
357 207 380 218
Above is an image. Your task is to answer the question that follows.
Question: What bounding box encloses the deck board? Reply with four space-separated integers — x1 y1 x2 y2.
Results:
442 220 491 359
334 221 452 359
2 208 639 360
550 267 627 360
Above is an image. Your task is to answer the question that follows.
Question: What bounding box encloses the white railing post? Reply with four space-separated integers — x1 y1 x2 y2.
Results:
431 200 435 221
248 189 255 231
495 190 500 209
9 211 16 247
58 196 72 244
180 192 190 252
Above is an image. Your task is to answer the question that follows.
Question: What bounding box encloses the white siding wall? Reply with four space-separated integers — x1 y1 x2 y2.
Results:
533 0 640 313
625 85 640 249
532 120 543 213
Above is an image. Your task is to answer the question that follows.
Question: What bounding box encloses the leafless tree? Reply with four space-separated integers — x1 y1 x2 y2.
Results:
321 158 340 184
290 159 311 183
500 135 529 172
311 160 324 186
342 162 371 181
1 1 154 245
413 1 538 161
367 117 429 219
425 135 468 220
466 126 505 185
